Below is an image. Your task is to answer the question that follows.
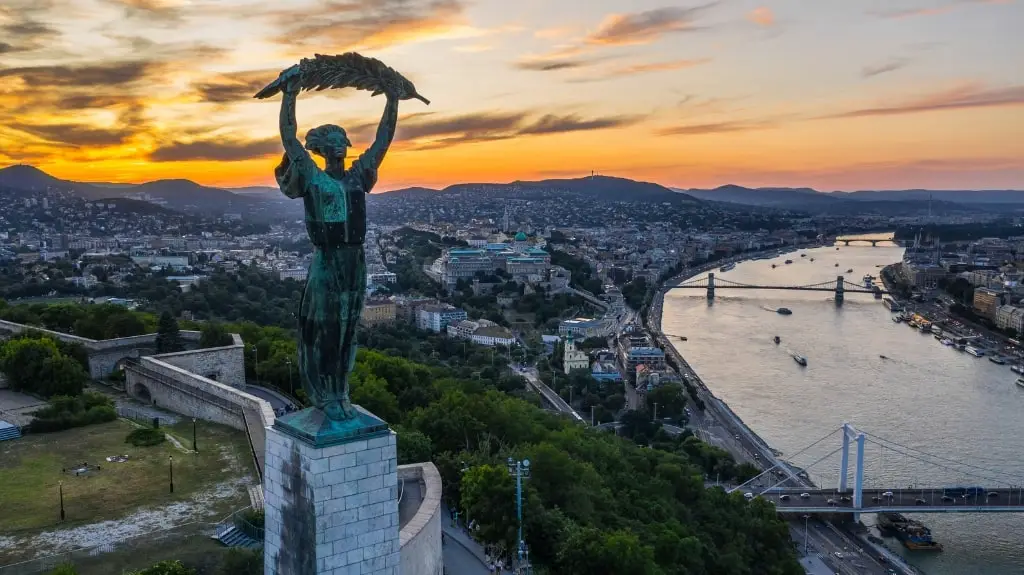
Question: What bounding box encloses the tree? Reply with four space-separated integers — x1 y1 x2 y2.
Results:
217 548 263 575
155 311 184 353
646 385 687 421
557 527 661 575
396 426 432 464
460 464 518 552
199 321 234 348
0 336 87 397
47 564 77 575
129 561 196 575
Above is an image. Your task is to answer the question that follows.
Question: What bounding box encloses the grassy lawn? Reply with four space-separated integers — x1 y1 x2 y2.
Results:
0 418 255 534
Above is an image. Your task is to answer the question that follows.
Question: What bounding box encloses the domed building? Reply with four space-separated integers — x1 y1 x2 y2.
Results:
513 231 528 253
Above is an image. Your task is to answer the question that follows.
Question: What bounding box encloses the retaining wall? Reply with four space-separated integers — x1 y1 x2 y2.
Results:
398 462 443 575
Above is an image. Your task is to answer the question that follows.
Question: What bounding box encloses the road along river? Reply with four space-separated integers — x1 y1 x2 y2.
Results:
662 238 1024 575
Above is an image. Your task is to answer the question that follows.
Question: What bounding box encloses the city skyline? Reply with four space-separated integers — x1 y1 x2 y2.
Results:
1 0 1022 191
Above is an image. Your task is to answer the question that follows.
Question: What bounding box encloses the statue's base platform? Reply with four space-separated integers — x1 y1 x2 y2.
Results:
274 405 390 448
264 405 399 575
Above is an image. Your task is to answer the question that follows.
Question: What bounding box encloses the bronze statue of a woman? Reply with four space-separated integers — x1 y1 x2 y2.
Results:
266 60 411 422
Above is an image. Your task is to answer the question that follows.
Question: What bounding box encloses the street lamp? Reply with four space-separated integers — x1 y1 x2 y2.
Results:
507 457 532 574
286 358 294 396
169 455 174 494
802 514 810 556
192 418 197 453
250 345 259 384
59 481 65 522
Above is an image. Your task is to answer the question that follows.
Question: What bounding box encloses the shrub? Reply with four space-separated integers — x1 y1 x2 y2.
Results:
48 563 77 575
126 427 166 447
29 393 116 433
129 560 196 575
217 548 263 575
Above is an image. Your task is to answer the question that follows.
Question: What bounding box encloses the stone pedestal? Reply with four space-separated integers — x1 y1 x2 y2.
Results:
264 405 399 575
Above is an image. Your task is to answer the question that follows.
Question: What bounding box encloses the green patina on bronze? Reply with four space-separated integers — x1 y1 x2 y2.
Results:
258 55 425 432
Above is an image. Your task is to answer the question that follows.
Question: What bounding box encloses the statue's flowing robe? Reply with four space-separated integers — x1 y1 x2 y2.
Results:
275 151 376 420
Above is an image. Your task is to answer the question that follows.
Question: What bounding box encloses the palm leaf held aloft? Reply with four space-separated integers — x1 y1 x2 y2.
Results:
254 52 429 104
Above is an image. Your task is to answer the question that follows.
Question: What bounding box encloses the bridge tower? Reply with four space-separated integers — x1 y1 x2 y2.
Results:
706 272 715 300
837 423 866 519
834 276 844 305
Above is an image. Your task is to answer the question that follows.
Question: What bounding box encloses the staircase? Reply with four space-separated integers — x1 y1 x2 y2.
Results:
213 523 262 550
248 485 265 511
0 422 22 442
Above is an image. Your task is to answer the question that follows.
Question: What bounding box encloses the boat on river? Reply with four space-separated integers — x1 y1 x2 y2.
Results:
784 259 793 265
989 356 1007 365
720 262 736 272
792 354 807 366
771 264 777 269
774 336 781 344
846 268 853 273
878 513 943 551
777 308 793 315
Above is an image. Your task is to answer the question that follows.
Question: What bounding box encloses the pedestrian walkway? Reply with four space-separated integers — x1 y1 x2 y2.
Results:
441 503 511 575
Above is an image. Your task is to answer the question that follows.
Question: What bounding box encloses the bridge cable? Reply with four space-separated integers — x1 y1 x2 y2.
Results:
866 433 1023 483
864 438 1016 488
729 426 843 493
754 445 846 497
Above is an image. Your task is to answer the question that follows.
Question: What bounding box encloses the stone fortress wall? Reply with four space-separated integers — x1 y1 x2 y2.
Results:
0 319 202 379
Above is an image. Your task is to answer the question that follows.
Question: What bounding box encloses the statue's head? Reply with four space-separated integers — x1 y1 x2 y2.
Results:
304 124 351 161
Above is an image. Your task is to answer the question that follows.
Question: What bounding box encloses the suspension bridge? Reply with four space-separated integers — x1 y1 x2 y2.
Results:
668 274 888 302
730 423 1024 516
835 236 902 247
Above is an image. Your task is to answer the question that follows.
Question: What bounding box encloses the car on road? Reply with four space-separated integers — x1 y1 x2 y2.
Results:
800 492 811 499
988 491 999 498
882 491 894 498
744 492 754 500
871 496 880 502
839 495 851 503
941 495 954 502
827 498 837 506
833 552 843 559
915 498 928 505
779 494 790 501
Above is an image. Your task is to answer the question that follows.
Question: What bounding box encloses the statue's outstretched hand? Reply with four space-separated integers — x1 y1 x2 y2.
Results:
278 65 302 95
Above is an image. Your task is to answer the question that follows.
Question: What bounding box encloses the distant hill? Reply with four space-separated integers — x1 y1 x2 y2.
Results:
680 185 841 208
681 184 1024 212
0 165 301 220
386 175 699 203
835 189 1024 204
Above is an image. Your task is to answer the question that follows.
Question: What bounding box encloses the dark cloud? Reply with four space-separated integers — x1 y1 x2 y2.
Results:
395 109 645 149
823 85 1024 119
397 112 527 140
150 138 281 162
0 42 20 54
192 70 278 103
585 4 715 46
2 20 59 38
9 123 136 147
100 0 184 23
271 0 466 50
862 59 908 78
0 61 157 87
872 0 1009 19
519 113 642 134
514 59 589 71
657 120 774 136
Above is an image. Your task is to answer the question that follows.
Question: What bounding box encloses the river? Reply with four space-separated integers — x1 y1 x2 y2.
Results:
662 234 1024 575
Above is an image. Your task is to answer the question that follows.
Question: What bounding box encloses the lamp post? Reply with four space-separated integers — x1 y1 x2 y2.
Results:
192 418 197 453
169 455 174 494
286 358 294 396
802 514 810 556
250 345 259 384
507 457 532 574
59 481 65 522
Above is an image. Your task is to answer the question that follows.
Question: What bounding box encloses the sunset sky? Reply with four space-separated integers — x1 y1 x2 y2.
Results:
0 0 1021 191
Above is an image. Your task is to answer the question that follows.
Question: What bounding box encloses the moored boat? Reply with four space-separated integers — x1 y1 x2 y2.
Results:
965 346 985 357
1016 378 1024 389
989 356 1007 365
1011 365 1024 375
